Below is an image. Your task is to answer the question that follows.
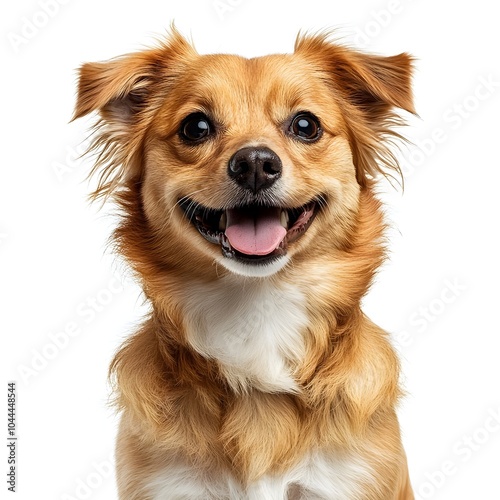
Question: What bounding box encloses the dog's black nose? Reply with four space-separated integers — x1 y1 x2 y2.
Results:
228 147 282 193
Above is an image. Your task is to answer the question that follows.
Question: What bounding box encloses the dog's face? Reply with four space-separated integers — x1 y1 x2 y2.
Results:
144 49 359 278
75 31 414 278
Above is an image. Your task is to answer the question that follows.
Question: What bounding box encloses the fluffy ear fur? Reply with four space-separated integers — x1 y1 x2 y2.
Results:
295 33 416 187
73 28 196 200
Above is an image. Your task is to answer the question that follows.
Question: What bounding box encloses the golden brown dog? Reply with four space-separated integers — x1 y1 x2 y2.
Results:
74 28 415 499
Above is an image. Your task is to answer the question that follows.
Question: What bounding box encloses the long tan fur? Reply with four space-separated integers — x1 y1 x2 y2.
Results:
75 28 415 499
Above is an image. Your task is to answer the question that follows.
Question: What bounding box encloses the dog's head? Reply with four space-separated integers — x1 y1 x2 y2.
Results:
74 29 414 278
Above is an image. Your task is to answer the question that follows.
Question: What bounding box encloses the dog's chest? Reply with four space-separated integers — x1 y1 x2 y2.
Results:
181 277 308 393
145 449 374 499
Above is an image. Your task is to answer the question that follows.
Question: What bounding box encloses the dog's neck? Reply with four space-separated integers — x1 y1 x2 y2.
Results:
116 184 388 395
179 275 309 393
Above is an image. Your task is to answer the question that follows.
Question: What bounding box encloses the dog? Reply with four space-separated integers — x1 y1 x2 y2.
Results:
74 28 415 499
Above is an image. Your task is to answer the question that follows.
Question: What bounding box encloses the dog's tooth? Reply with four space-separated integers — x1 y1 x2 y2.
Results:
219 212 227 231
280 210 289 229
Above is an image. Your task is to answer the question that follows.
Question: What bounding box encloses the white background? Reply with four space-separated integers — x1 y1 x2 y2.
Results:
1 1 499 499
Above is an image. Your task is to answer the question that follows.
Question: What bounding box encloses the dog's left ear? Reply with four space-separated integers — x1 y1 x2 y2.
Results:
295 34 416 187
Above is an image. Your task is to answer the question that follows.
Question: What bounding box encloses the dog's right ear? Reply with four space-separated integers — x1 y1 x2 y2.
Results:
73 28 195 123
73 55 156 124
73 28 196 200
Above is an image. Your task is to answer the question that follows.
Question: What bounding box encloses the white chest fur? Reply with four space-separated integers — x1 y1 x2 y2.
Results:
145 448 374 499
181 276 308 393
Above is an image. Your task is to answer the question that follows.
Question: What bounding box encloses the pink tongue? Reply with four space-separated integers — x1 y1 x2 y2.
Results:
225 207 287 256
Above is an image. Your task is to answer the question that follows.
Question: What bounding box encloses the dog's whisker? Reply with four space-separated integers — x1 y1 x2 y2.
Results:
317 194 328 210
165 188 212 222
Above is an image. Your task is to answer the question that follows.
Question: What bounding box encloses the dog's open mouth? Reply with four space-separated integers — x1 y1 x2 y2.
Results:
179 198 319 264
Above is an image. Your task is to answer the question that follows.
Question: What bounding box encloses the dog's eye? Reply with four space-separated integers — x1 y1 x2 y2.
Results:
180 113 212 142
289 113 321 142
